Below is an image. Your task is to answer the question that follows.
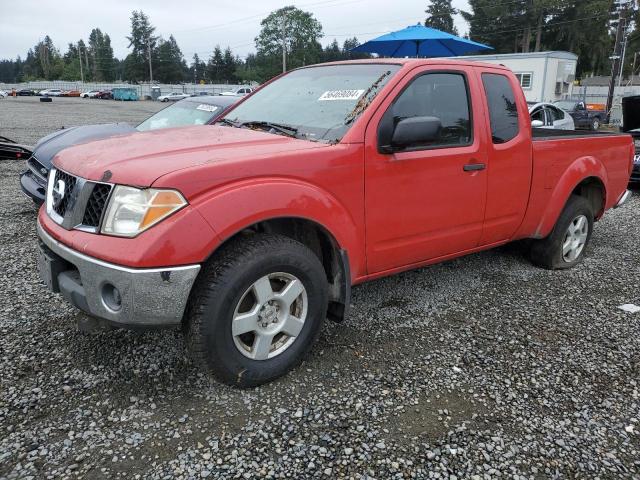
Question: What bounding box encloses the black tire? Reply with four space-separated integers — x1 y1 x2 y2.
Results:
530 195 594 270
185 234 328 388
591 117 600 131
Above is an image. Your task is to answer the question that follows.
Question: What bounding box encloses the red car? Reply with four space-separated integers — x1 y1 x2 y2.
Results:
36 59 633 387
94 89 112 99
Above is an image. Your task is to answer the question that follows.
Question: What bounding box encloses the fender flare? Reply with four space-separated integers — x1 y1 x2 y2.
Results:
535 156 608 238
192 177 364 281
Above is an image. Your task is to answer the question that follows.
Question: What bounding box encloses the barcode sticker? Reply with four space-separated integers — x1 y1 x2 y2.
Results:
318 89 365 101
196 104 218 112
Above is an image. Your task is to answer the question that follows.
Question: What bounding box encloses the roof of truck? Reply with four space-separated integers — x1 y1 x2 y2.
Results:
307 57 513 71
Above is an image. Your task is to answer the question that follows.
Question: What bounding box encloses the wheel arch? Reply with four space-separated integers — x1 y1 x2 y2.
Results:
193 179 361 322
535 157 608 238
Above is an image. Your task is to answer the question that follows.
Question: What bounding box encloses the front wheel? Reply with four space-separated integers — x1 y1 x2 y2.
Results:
186 234 328 387
530 195 594 269
591 117 600 130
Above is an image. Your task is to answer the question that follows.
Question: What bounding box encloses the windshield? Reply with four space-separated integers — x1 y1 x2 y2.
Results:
137 101 220 131
554 101 577 110
221 63 401 143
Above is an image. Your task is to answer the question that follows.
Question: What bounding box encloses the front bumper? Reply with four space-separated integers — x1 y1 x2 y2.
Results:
37 221 201 328
20 170 46 205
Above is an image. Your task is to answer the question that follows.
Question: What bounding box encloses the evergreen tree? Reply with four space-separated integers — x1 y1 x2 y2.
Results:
155 35 187 83
425 0 458 35
190 54 206 83
206 46 224 82
342 37 371 60
125 10 158 81
323 39 342 62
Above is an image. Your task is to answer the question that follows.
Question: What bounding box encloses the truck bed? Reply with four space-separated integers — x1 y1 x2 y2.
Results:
516 129 633 239
532 128 627 141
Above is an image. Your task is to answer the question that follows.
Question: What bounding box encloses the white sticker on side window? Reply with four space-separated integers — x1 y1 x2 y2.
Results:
196 104 218 112
318 89 365 101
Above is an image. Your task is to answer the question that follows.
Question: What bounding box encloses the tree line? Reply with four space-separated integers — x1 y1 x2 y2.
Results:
0 8 369 85
1 1 638 85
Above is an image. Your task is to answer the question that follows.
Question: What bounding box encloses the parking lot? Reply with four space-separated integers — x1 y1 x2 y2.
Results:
1 97 639 479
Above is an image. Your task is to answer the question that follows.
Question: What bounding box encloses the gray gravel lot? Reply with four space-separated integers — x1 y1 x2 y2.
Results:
1 99 640 479
0 96 164 145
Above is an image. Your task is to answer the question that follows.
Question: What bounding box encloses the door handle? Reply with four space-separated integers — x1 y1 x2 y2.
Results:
463 163 486 172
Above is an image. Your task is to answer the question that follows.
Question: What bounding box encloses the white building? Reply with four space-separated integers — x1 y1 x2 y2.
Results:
458 51 578 103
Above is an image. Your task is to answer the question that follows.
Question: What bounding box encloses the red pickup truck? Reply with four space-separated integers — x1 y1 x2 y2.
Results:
37 59 633 387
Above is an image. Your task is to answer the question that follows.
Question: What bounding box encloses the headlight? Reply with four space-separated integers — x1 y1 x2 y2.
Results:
101 186 187 237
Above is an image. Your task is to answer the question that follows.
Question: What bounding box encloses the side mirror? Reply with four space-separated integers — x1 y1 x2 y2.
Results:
383 116 441 152
531 119 544 128
577 102 586 110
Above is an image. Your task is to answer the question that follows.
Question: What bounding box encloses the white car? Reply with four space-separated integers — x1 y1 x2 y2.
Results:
158 92 191 102
40 89 63 97
219 86 254 96
80 90 101 98
528 102 575 130
0 90 8 98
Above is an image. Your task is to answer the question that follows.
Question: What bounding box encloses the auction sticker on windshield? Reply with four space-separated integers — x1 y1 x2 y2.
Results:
318 89 365 101
196 104 219 112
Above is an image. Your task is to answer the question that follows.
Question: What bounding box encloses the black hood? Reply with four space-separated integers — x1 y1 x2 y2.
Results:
32 123 136 168
621 96 640 133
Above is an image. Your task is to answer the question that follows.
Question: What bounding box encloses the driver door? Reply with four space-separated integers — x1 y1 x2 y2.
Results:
364 66 488 274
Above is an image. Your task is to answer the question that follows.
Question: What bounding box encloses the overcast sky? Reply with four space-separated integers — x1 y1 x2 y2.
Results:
0 0 471 61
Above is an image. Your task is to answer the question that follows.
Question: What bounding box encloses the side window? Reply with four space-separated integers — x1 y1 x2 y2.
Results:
482 73 519 144
388 72 471 148
530 107 545 124
548 106 564 121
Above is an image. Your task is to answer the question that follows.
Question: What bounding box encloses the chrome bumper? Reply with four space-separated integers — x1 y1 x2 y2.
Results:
37 222 200 327
615 189 632 208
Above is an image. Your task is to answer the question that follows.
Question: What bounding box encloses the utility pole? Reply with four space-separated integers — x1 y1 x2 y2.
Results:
281 13 287 73
147 38 154 84
606 0 631 123
618 18 629 88
78 44 84 84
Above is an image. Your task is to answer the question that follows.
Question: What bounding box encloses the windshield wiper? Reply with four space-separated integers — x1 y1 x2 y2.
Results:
218 118 242 128
239 121 299 138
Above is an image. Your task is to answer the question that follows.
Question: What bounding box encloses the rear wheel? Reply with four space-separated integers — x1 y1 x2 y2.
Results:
530 195 594 269
186 234 328 387
591 117 600 130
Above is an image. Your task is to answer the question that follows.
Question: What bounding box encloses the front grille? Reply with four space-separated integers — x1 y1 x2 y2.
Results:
52 169 77 218
27 155 48 183
82 183 112 227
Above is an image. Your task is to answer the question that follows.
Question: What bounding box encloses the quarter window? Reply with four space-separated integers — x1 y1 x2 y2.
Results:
388 72 471 149
482 73 520 144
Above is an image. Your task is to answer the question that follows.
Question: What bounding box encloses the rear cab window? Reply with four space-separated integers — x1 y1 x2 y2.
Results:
481 73 519 144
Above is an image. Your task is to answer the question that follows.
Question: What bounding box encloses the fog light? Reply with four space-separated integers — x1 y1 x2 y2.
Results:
101 283 122 312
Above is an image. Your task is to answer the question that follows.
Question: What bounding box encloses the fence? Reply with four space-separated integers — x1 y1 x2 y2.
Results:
0 81 250 98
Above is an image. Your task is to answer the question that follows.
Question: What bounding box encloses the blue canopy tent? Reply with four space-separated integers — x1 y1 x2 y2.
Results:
351 24 493 58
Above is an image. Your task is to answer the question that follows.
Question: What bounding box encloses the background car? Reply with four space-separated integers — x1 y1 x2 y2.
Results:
0 90 8 98
20 95 241 205
80 90 100 98
61 90 81 97
553 100 604 130
219 86 253 96
528 102 575 130
16 89 36 96
95 89 113 99
40 89 63 97
158 92 191 102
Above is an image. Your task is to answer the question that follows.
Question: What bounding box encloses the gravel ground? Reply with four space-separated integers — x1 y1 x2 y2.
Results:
1 99 640 479
0 96 164 145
